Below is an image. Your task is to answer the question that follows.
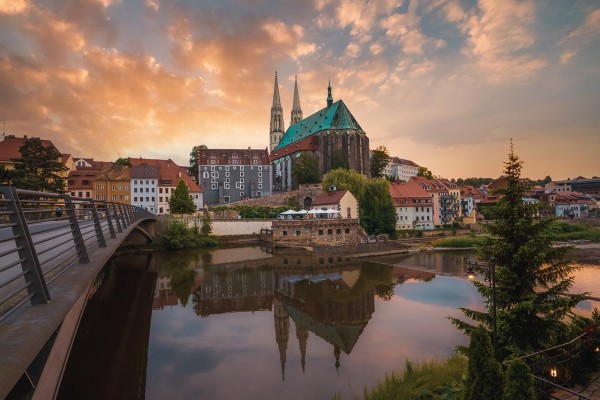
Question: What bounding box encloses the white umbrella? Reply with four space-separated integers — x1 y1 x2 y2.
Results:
296 210 308 214
325 208 340 213
280 209 296 215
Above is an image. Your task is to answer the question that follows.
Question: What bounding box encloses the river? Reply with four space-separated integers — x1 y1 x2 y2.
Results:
58 247 600 400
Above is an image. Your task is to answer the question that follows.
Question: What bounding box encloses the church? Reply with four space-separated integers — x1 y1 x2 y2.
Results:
269 72 371 191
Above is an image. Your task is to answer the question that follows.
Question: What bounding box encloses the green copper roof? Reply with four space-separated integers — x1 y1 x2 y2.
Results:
274 100 364 151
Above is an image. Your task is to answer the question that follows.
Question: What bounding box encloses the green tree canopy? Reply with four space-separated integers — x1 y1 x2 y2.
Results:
452 142 586 358
115 157 131 166
323 169 397 238
292 152 320 186
370 145 390 179
189 145 199 181
10 137 68 193
502 360 536 400
200 209 212 235
169 180 196 217
417 166 433 180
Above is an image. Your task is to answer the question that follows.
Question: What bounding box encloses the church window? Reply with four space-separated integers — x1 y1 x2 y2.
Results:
225 184 230 189
258 184 263 189
212 184 218 189
240 172 244 177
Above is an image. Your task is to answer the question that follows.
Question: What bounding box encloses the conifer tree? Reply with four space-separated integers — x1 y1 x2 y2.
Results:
11 137 67 192
200 209 212 236
169 180 196 217
451 142 586 357
463 327 504 400
502 360 536 400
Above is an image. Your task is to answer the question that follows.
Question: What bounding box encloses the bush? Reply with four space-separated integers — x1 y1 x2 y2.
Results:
433 236 484 248
161 220 218 250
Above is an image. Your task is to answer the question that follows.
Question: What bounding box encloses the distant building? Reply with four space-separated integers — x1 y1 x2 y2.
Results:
68 160 112 199
131 164 159 213
198 148 271 204
388 157 420 182
93 164 131 204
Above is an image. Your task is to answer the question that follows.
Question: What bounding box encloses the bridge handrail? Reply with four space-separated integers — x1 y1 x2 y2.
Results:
0 186 154 323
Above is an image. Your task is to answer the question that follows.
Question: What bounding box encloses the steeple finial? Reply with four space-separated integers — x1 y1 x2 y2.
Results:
291 75 303 125
327 79 333 107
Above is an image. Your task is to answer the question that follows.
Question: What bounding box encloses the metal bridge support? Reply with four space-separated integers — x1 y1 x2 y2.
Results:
88 199 107 248
0 187 50 305
103 201 116 238
63 195 89 264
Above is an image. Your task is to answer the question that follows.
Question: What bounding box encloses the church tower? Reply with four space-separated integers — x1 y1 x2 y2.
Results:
273 297 289 381
270 72 285 152
290 75 303 125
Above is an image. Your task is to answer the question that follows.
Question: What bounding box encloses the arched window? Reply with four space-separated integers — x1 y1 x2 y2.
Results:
347 207 351 218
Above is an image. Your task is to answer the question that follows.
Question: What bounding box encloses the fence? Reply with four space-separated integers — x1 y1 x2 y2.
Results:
0 186 153 322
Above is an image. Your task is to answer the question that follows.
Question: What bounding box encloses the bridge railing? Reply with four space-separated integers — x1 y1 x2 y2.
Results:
0 186 154 322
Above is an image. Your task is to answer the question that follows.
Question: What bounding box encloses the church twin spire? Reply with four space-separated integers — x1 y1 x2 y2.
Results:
270 72 305 151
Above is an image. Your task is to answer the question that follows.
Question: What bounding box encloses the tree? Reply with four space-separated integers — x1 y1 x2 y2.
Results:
200 209 212 235
323 169 397 238
292 152 320 186
190 145 206 181
169 180 196 217
542 175 552 185
331 149 349 170
464 327 504 400
502 360 536 400
361 179 397 238
370 145 390 179
10 137 68 193
115 157 131 166
417 166 433 180
452 142 586 358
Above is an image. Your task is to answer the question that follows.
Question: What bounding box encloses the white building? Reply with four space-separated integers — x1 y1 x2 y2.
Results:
389 157 420 182
131 164 159 213
389 181 435 230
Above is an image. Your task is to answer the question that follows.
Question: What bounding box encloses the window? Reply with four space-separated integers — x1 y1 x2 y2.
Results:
145 188 149 193
211 166 215 171
225 184 230 189
240 178 244 183
258 178 262 183
112 195 117 200
134 180 138 184
165 188 169 193
225 178 230 183
212 184 218 189
295 230 301 236
258 184 263 189
159 187 163 193
240 172 244 177
134 197 138 202
345 228 350 233
258 172 262 177
240 192 244 197
118 185 123 190
225 172 230 177
224 196 230 203
203 171 209 179
240 166 244 171
112 185 117 190
328 229 333 235
225 166 229 171
283 230 288 236
159 197 163 202
258 166 262 171
318 230 324 235
212 171 219 178
119 195 124 200
146 197 149 201
134 188 138 193
152 188 155 192
336 229 341 234
95 184 100 190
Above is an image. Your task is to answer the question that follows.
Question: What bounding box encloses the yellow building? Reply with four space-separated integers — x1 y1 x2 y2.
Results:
93 164 131 204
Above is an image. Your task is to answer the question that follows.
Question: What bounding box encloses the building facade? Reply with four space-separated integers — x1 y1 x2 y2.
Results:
131 164 159 213
389 181 434 230
270 81 370 191
198 148 271 204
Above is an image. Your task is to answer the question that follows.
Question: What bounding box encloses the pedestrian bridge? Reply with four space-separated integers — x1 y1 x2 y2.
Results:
0 187 157 399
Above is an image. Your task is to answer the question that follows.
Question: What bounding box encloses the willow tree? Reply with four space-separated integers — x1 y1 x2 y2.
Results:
451 143 586 358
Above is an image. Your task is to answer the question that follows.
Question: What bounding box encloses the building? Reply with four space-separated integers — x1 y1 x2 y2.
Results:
388 157 420 182
389 181 434 230
131 164 159 213
311 189 359 219
270 76 370 191
410 176 455 226
93 164 131 204
68 161 111 199
198 148 271 204
156 159 202 214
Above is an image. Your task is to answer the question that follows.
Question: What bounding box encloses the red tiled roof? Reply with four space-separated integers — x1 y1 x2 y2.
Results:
389 181 431 199
270 136 319 161
198 148 270 165
313 190 348 206
158 159 201 193
0 135 59 161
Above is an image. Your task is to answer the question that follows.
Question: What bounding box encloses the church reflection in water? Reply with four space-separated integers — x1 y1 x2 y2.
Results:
153 250 435 379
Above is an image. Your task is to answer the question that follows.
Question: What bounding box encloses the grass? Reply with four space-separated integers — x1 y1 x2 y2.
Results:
432 236 485 248
548 221 600 242
332 355 467 400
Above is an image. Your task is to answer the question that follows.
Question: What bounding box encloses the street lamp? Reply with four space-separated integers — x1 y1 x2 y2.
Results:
465 256 497 359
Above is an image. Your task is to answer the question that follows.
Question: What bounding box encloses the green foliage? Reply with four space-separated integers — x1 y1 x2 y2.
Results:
200 210 212 235
433 237 485 248
161 219 218 250
331 148 349 170
10 137 68 192
189 145 199 180
361 179 398 238
115 157 131 166
452 143 586 358
323 168 366 200
322 170 396 237
417 166 433 180
455 177 494 188
339 355 467 400
547 222 600 242
162 251 199 307
293 152 320 185
502 360 536 400
287 195 300 210
370 145 390 179
463 327 504 400
169 180 196 216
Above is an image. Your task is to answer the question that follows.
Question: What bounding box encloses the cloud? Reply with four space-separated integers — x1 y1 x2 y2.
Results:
457 0 546 82
145 0 159 12
559 7 600 64
0 0 30 14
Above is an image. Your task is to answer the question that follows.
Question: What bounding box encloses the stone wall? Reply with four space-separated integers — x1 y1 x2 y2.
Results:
272 218 360 248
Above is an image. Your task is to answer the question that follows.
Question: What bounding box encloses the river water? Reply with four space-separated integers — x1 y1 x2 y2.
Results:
59 247 600 400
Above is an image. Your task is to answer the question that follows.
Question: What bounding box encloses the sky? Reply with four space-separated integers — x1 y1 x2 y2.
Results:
0 0 598 180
